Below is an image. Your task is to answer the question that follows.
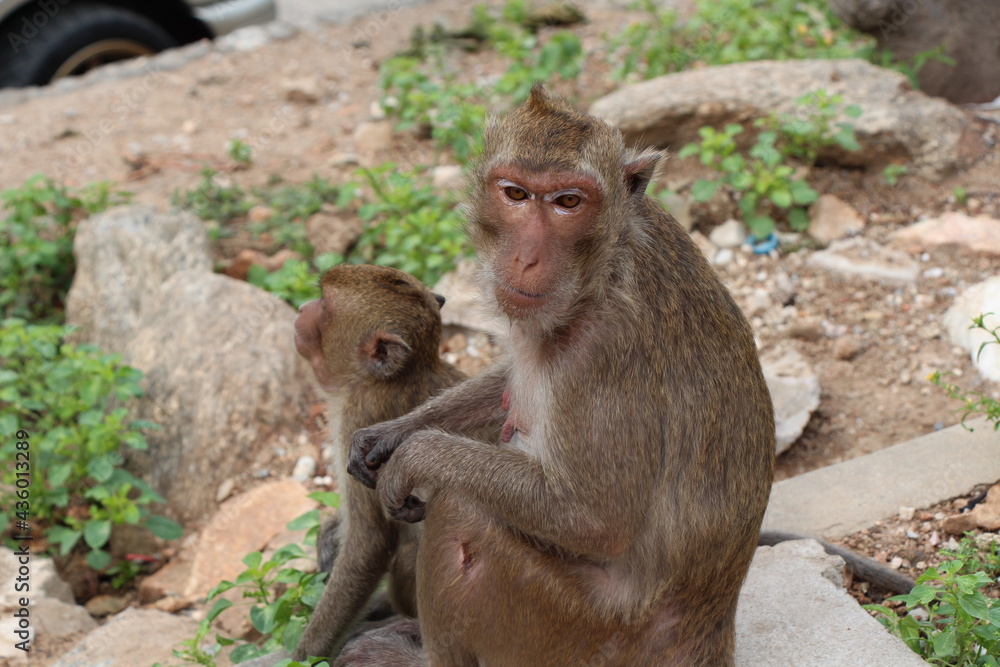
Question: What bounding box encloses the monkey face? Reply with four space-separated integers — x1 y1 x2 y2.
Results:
293 264 445 391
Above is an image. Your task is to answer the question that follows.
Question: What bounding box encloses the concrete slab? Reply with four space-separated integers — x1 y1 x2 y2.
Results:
737 540 928 666
764 418 1000 539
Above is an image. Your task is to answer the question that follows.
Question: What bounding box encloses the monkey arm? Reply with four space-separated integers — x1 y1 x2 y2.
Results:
378 430 641 561
349 363 509 488
295 489 401 660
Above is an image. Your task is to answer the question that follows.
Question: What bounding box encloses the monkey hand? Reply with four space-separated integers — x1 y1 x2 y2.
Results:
348 421 408 489
377 430 439 523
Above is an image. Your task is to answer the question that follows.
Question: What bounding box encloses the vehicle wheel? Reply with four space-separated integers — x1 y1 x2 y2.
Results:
0 3 177 88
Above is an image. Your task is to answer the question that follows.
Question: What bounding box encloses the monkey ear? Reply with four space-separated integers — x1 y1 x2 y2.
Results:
362 331 412 379
623 151 663 200
432 293 446 308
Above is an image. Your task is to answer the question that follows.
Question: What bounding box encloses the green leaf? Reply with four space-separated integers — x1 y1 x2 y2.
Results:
206 597 234 622
678 143 700 159
790 183 818 205
206 580 236 600
788 208 810 231
307 491 340 509
931 627 957 657
957 591 992 620
287 509 320 531
242 551 263 569
85 548 112 570
48 526 82 556
770 189 792 209
691 180 720 202
84 519 112 549
145 515 183 540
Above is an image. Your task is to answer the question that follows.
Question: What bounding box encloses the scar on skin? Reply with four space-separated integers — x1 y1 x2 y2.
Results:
460 542 473 573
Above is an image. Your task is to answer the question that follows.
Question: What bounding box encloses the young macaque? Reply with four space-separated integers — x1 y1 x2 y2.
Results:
293 264 464 659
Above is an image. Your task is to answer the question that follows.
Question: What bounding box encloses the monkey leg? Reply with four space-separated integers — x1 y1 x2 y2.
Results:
295 487 400 660
333 619 424 667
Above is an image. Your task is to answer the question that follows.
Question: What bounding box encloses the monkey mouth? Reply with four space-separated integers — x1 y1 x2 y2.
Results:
499 284 547 314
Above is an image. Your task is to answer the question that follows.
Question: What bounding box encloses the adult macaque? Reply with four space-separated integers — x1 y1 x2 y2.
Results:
344 86 776 666
291 264 465 660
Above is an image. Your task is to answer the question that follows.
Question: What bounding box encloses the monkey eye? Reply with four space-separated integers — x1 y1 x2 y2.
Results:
554 193 581 208
504 186 528 201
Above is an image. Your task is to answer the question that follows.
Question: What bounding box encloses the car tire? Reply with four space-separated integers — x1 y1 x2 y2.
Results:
0 3 177 88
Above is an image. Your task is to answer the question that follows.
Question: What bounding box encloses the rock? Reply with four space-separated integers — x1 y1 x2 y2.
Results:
659 191 693 231
137 554 191 604
327 151 360 168
898 506 916 521
306 205 364 257
432 165 465 193
943 277 1000 382
83 594 128 617
832 335 864 361
713 248 734 267
744 289 773 318
808 194 865 243
292 455 317 482
590 59 967 178
830 0 1000 104
220 248 302 281
53 608 199 667
891 212 1000 257
737 540 926 666
432 261 506 337
122 271 314 524
762 348 821 454
248 205 273 224
216 478 236 503
353 120 395 156
0 551 75 608
807 237 919 285
786 319 824 342
34 597 98 636
65 205 212 352
689 231 718 262
0 615 29 662
185 479 316 598
708 219 747 248
942 483 1000 534
282 77 322 104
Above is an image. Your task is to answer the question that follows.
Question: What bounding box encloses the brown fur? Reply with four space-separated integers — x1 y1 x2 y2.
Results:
291 264 465 661
347 87 775 666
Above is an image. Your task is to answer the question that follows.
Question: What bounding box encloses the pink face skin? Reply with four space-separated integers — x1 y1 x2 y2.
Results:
487 167 601 319
293 298 335 390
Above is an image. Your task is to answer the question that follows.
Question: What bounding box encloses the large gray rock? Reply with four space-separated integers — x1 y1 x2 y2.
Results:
66 205 212 351
762 349 821 455
736 540 928 666
943 277 1000 382
830 0 1000 104
53 608 201 667
67 207 314 525
807 237 919 285
590 59 967 178
124 270 313 524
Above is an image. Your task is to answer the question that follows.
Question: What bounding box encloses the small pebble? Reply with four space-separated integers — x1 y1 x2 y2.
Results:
906 530 918 539
292 455 317 482
898 506 916 521
889 556 904 569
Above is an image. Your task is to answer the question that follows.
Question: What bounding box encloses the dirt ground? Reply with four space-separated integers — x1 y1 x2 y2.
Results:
3 1 1000 656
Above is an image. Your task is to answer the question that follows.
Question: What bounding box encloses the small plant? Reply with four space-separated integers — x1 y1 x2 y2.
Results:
942 534 1000 581
865 558 1000 665
344 165 470 286
380 4 583 165
954 186 969 206
0 319 181 570
0 175 131 322
172 167 252 225
247 253 342 309
607 0 872 81
883 164 909 186
929 314 1000 430
680 91 860 238
228 139 254 166
159 493 339 666
250 176 344 256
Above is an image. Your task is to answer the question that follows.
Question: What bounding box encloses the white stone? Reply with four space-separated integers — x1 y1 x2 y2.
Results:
292 455 317 482
709 219 747 248
762 348 821 454
943 276 1000 382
